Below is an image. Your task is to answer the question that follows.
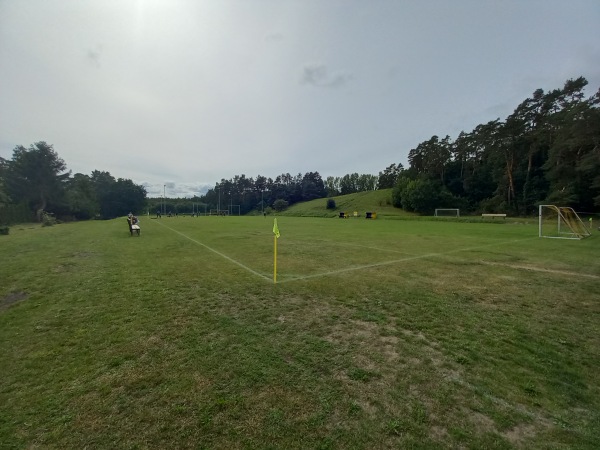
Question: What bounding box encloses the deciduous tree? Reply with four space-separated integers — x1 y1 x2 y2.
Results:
5 142 70 221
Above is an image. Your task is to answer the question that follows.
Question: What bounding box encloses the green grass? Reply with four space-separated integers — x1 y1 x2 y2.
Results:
1 216 599 449
278 189 410 218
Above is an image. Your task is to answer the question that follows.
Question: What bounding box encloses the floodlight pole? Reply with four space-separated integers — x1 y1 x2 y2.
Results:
163 185 166 216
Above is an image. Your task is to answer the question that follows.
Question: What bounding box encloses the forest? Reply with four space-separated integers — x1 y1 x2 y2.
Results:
1 76 598 225
396 76 600 215
0 142 146 224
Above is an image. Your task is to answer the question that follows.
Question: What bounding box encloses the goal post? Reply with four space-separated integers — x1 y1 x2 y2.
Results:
538 205 591 239
434 209 460 217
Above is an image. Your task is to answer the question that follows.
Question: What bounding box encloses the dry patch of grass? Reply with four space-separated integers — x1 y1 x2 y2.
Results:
0 291 28 311
478 260 600 279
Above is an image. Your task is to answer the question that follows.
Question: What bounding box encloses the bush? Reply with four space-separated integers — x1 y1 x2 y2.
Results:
326 198 336 209
41 212 57 227
0 226 9 235
396 177 466 215
401 179 440 214
479 196 505 214
272 199 289 212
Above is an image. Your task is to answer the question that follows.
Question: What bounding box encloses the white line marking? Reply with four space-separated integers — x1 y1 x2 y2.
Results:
321 240 417 256
153 222 548 284
154 220 271 282
477 260 599 279
278 237 539 283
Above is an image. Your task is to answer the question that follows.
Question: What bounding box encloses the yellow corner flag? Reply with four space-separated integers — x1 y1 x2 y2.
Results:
273 219 280 283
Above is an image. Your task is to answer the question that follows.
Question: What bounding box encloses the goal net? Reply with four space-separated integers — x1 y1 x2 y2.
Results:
435 209 460 217
538 205 591 239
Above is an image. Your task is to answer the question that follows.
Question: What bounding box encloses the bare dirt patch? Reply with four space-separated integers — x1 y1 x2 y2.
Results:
502 423 538 446
479 260 599 279
0 291 29 311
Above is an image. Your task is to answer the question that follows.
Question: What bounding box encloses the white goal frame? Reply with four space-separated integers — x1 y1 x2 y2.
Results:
538 205 591 240
435 208 460 217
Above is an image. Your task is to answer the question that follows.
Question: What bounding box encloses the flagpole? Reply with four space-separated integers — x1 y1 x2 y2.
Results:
273 234 277 284
273 218 280 284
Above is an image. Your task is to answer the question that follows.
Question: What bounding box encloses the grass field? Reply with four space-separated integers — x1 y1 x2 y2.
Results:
1 215 599 449
277 189 407 218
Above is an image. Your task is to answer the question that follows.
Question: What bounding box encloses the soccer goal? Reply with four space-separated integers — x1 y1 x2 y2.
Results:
538 205 591 239
435 209 460 217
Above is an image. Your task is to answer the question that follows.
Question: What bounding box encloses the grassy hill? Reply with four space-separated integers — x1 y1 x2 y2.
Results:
276 188 415 218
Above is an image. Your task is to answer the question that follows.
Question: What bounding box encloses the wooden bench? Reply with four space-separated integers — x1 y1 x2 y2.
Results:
482 214 506 219
127 217 141 236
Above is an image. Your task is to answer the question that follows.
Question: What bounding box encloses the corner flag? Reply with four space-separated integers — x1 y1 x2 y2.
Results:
273 219 280 283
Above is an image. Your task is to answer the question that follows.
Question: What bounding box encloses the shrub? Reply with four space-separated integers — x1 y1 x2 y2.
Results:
401 179 439 214
0 226 9 235
326 198 336 209
41 212 57 227
272 199 289 212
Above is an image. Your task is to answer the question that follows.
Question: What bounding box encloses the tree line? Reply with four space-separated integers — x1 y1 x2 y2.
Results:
145 163 399 215
2 76 597 224
0 142 146 224
147 171 383 216
0 141 381 223
394 76 600 214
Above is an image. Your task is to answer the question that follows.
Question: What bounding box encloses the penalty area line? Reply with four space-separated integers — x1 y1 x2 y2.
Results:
154 220 271 282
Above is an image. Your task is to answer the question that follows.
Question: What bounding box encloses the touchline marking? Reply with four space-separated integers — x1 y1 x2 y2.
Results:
284 238 418 257
155 220 271 282
329 240 417 256
278 237 539 284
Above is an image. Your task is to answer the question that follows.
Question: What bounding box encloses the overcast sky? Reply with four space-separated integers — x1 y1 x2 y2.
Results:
1 0 599 198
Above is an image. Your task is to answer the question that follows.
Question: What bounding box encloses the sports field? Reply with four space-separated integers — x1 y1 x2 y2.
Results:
1 216 599 448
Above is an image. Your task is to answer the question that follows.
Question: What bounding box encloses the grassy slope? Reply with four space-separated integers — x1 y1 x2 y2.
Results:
277 189 414 218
